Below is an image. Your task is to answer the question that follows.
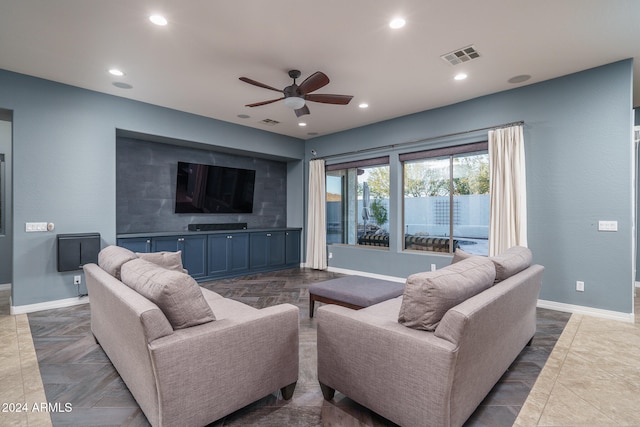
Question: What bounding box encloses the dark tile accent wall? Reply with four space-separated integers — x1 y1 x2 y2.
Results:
116 137 287 233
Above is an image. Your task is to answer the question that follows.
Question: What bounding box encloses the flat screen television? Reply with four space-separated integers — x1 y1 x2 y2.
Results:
175 162 256 214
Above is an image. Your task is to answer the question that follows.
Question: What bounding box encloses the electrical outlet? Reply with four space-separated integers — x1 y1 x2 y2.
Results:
431 264 437 271
74 275 81 285
328 252 333 259
576 281 584 292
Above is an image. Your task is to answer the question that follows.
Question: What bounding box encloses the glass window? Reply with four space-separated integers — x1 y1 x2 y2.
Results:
326 160 390 248
402 144 489 255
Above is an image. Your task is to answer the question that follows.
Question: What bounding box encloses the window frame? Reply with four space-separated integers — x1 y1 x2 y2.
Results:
400 142 489 254
326 156 390 248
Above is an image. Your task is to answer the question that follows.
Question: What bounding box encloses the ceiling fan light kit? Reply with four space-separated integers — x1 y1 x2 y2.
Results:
239 69 353 117
283 96 305 109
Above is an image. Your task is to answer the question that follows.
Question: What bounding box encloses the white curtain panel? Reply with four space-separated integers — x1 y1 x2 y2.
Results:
306 159 327 269
488 125 528 256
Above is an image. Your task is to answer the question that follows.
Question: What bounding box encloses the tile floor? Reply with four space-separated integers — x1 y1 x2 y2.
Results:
1 279 639 426
515 287 640 426
0 288 52 427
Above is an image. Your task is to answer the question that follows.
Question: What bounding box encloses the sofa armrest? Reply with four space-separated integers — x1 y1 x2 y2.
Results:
147 303 299 427
317 304 457 427
433 264 544 427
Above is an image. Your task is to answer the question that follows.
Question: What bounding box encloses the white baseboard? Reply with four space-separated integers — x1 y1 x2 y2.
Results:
537 299 634 323
0 283 11 291
326 266 405 283
10 295 89 315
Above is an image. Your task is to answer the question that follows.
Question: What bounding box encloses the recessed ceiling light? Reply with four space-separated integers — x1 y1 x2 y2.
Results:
454 73 468 81
359 103 369 109
298 122 307 127
112 82 133 89
149 14 168 26
108 68 125 77
508 74 532 84
389 17 406 29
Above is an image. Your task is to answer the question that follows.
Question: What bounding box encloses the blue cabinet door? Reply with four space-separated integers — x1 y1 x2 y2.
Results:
228 233 250 273
249 233 268 269
285 230 301 266
182 235 207 279
208 233 249 277
117 237 151 253
152 235 207 279
250 232 285 269
208 234 230 276
152 236 180 252
269 232 286 267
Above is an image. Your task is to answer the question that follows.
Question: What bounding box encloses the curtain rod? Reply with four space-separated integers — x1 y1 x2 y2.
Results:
313 120 524 161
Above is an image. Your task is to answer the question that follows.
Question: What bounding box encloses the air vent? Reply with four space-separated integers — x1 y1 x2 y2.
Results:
441 45 480 66
259 118 280 126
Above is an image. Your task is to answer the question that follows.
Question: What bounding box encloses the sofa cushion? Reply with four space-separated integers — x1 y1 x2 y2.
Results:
121 258 215 329
98 245 138 279
136 251 188 273
451 248 473 264
398 256 496 331
491 246 532 282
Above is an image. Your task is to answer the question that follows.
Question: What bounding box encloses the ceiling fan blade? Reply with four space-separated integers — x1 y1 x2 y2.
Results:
239 77 283 93
298 72 330 95
245 97 284 107
295 105 310 117
304 94 353 105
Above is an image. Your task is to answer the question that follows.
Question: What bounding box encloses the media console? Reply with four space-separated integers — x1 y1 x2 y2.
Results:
116 228 301 281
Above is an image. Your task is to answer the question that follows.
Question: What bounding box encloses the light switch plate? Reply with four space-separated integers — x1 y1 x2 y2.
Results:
25 222 48 232
598 220 618 232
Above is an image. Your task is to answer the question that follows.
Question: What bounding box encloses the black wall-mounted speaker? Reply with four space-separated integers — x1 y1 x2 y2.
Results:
188 223 248 232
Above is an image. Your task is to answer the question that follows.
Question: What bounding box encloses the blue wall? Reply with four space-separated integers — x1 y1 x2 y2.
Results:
307 60 635 314
0 70 304 307
1 59 635 315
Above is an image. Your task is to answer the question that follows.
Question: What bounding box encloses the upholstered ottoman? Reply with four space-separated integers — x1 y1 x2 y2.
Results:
309 275 404 317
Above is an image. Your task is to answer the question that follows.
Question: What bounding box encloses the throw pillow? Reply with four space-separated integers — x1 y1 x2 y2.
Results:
120 258 215 329
136 251 188 273
98 245 138 279
450 248 473 264
491 246 532 282
398 256 496 331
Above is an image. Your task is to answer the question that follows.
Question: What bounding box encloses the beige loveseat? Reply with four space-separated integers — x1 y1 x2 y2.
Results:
317 246 541 427
84 246 299 427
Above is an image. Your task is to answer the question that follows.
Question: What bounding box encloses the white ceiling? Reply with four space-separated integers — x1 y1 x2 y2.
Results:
1 1 638 140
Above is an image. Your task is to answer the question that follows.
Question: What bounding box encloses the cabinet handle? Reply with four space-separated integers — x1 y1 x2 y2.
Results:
178 238 185 242
267 233 272 237
228 235 233 239
146 240 151 244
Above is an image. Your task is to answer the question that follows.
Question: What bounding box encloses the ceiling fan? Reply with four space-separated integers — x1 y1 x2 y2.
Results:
239 70 353 117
